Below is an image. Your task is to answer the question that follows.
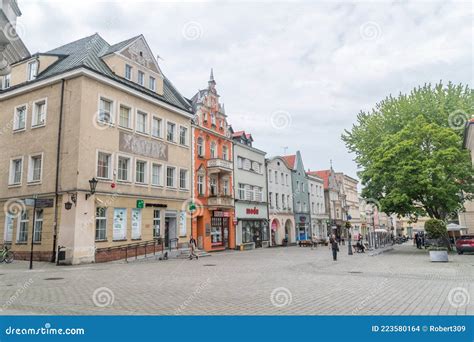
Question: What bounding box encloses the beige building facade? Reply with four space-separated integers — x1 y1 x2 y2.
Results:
0 34 194 264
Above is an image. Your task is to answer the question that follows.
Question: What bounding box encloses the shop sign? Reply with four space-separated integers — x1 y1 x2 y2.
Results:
246 207 259 215
136 200 144 209
205 223 211 236
36 199 54 208
213 211 230 217
145 203 167 208
119 131 168 161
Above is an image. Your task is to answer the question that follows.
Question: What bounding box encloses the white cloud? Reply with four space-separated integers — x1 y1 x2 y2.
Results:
19 0 472 179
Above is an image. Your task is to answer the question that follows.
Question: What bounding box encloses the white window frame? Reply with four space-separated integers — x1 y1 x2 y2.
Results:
179 125 188 146
27 60 38 81
151 163 163 187
125 64 133 80
4 213 14 242
3 74 11 89
135 159 148 185
117 154 132 182
197 137 204 157
9 156 24 186
210 142 217 159
112 208 127 241
118 103 133 129
222 146 228 160
97 96 115 125
197 174 205 195
95 207 108 241
13 104 27 132
131 208 142 240
32 98 47 128
135 109 148 134
166 120 176 143
27 152 44 184
33 209 43 243
137 70 145 86
152 115 162 138
149 76 156 91
17 210 29 243
96 150 113 180
179 168 189 190
166 166 176 188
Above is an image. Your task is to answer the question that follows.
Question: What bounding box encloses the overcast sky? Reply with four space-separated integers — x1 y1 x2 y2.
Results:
18 0 472 181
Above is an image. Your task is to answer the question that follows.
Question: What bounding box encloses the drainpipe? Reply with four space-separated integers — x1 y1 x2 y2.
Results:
51 79 65 263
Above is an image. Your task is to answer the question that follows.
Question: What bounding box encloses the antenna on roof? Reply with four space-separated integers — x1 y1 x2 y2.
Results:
282 146 288 155
157 54 164 61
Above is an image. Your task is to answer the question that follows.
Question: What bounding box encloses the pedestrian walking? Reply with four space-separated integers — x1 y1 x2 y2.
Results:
330 234 339 261
189 236 198 260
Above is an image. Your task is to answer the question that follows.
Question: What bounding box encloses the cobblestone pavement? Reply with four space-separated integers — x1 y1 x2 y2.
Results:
0 243 472 315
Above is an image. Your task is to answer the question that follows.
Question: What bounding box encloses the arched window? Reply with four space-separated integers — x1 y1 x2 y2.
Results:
210 142 217 158
197 137 204 157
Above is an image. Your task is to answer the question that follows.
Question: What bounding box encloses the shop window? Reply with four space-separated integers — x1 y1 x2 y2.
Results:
131 209 142 239
112 208 126 240
17 210 28 243
33 209 43 242
95 207 107 241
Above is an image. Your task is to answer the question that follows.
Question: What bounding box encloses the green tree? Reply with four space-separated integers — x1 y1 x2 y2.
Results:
342 82 474 221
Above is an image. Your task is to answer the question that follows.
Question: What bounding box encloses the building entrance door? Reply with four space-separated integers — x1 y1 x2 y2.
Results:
211 216 229 248
165 213 177 249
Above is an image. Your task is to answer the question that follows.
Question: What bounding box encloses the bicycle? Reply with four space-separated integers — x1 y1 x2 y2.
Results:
0 245 14 263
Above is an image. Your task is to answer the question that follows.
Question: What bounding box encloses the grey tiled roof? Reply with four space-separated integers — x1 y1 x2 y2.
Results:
33 33 192 113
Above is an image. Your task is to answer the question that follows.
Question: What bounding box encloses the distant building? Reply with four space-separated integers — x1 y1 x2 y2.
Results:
190 70 235 251
0 0 30 79
232 131 269 249
306 172 329 239
461 119 474 234
335 173 361 234
266 157 295 245
282 152 310 241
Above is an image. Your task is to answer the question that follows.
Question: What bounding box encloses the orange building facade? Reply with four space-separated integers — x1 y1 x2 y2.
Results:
190 71 235 252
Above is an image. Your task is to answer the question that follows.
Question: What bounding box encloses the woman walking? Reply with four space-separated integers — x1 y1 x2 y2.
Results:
330 234 339 261
189 236 198 260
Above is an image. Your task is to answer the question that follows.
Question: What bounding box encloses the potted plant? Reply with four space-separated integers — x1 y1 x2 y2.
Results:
424 219 450 262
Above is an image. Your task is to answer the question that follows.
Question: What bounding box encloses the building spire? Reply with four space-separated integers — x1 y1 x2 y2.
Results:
208 68 216 90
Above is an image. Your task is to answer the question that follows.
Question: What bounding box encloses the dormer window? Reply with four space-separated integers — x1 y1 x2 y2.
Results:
27 60 38 81
138 71 144 86
149 76 156 91
125 64 132 80
3 74 11 89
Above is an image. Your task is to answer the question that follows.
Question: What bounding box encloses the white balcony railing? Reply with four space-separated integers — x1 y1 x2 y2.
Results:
207 158 233 172
208 195 234 207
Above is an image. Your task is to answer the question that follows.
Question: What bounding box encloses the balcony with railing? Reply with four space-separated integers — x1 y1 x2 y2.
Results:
207 158 233 173
207 194 234 208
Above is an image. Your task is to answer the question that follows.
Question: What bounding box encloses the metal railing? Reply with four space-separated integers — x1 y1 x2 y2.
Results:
95 238 162 263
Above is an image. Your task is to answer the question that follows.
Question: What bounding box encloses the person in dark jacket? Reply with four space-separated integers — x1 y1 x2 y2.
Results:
330 234 339 261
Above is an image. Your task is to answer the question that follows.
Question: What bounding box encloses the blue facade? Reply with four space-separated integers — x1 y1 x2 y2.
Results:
288 151 310 241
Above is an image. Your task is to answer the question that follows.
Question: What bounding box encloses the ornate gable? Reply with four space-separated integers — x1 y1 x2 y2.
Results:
119 36 162 76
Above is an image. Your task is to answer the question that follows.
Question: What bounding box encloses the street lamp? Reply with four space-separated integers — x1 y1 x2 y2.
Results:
86 178 98 200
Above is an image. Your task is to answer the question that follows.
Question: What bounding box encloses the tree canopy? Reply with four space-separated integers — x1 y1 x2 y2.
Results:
342 82 474 220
